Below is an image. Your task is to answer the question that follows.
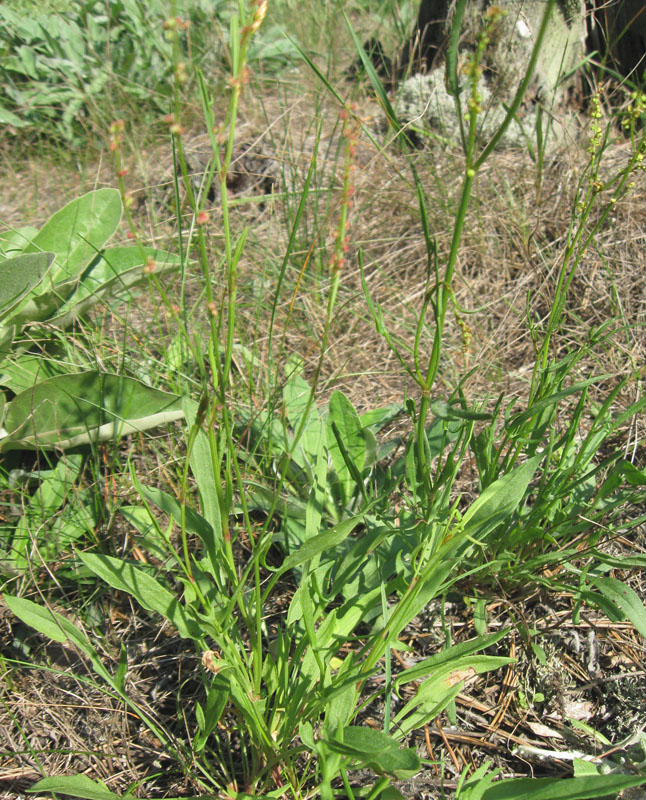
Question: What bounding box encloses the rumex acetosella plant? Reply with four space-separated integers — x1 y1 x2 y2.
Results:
4 1 646 799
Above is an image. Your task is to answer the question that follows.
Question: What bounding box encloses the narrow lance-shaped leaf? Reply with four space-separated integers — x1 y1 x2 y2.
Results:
3 595 113 686
78 552 201 640
379 457 541 664
283 372 325 472
395 630 508 686
480 773 646 800
505 377 611 430
393 655 514 736
184 398 220 519
592 576 646 638
276 514 365 576
27 775 123 800
461 454 543 539
134 478 223 582
328 391 366 504
325 726 420 780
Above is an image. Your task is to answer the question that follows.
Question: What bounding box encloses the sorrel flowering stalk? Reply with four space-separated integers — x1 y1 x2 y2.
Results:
109 119 138 242
327 104 359 309
271 103 360 477
171 1 273 708
252 103 361 554
413 0 558 513
271 103 360 468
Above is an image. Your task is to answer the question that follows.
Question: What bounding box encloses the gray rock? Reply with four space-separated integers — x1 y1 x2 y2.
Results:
394 1 585 148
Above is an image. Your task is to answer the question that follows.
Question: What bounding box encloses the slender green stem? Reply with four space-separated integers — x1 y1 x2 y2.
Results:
412 0 558 514
474 0 557 171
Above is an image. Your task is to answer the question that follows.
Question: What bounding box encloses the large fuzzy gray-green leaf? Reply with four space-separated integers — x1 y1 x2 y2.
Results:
0 371 183 451
23 188 121 286
0 252 55 317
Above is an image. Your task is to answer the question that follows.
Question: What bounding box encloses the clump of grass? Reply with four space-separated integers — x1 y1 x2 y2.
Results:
2 1 646 799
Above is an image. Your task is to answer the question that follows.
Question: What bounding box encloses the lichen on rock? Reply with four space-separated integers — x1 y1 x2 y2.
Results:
394 0 585 149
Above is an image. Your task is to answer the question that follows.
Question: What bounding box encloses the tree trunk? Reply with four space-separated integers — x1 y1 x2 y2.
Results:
401 1 646 87
398 1 586 108
396 0 452 77
589 0 646 83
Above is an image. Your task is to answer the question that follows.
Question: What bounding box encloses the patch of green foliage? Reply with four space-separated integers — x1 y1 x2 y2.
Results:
0 188 185 575
3 0 646 798
0 0 299 145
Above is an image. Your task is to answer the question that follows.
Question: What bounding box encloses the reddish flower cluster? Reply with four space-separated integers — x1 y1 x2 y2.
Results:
163 16 190 32
164 114 186 137
241 0 267 39
108 119 125 152
174 61 188 86
108 120 139 241
162 15 190 42
329 103 360 272
235 0 268 95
